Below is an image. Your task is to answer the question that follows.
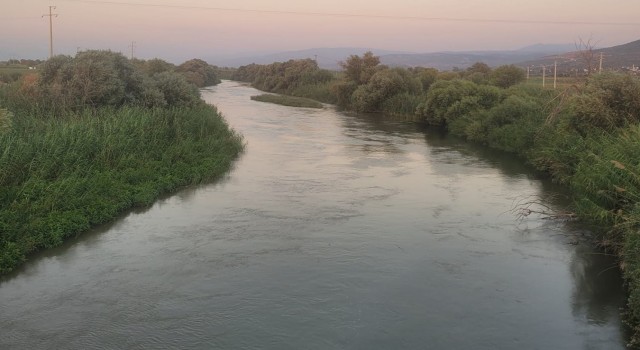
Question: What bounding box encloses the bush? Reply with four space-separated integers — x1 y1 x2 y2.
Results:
416 79 502 126
567 73 640 132
153 71 201 108
177 58 220 87
490 65 526 88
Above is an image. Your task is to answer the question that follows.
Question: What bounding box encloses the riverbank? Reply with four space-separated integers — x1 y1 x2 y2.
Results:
0 51 244 274
0 105 243 274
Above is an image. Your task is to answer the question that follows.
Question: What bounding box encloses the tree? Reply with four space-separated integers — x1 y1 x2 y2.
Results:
490 65 525 88
153 71 201 107
144 58 175 76
575 37 597 76
411 67 439 92
339 51 381 85
177 59 220 87
466 62 492 75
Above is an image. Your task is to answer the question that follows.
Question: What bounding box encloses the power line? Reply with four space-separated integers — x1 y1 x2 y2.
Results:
42 6 58 58
60 0 640 26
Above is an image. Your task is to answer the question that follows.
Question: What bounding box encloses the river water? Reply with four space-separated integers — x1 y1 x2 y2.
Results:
0 81 628 349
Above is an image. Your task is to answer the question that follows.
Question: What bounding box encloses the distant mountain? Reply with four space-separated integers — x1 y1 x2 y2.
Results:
378 51 553 70
206 41 638 72
516 43 576 53
517 39 640 74
207 48 414 69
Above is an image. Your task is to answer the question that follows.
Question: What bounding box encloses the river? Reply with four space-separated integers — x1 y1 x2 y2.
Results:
0 81 628 349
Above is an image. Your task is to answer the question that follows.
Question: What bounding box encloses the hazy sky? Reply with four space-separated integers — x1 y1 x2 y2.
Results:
2 0 639 63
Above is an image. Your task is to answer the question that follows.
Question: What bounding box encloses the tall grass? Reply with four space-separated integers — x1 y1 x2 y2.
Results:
0 105 244 274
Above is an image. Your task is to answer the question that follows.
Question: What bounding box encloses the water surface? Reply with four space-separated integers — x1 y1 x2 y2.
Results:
0 81 627 349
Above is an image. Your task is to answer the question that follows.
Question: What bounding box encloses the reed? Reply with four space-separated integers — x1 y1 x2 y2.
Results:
0 105 244 273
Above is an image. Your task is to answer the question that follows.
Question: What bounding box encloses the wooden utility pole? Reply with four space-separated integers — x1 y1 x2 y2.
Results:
553 60 557 89
599 52 604 73
43 6 58 58
129 41 137 59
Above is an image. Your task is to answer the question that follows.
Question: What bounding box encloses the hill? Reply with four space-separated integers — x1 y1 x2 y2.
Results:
207 45 574 71
207 48 413 70
518 39 640 75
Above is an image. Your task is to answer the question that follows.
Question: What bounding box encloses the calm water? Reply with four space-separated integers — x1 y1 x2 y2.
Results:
0 81 628 349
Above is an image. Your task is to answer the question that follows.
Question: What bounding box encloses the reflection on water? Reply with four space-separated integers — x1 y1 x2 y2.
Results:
0 81 628 349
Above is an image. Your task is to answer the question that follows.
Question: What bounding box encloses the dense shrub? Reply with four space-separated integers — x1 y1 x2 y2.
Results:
177 58 220 87
416 79 503 127
567 73 640 132
490 64 526 88
10 51 205 113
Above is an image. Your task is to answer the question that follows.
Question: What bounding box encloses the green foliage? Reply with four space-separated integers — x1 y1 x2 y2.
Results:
250 94 323 108
330 80 358 108
0 52 242 274
290 81 337 105
233 59 337 104
142 58 176 76
152 71 201 108
482 94 546 153
0 105 244 274
416 79 503 126
35 51 146 109
490 64 526 88
0 108 12 134
0 66 29 84
567 73 640 132
177 58 220 87
10 51 204 113
466 62 492 75
381 92 423 117
339 51 382 85
437 71 461 81
411 67 439 92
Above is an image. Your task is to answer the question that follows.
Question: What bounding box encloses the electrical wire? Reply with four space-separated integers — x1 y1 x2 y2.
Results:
59 0 640 26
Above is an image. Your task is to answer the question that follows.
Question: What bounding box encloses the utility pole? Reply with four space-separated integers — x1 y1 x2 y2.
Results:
599 52 604 73
553 60 557 90
542 65 546 88
129 41 137 60
526 66 530 80
43 6 58 58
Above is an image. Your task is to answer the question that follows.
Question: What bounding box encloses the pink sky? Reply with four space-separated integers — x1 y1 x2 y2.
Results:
2 0 639 63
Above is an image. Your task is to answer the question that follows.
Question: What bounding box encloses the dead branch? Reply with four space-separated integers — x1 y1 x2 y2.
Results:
509 195 577 222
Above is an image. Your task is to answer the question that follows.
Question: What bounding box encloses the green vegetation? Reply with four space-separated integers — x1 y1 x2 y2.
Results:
232 59 337 104
251 94 323 108
232 54 640 344
0 51 243 274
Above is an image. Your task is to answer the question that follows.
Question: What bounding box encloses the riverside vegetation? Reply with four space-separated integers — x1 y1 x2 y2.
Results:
232 54 640 346
0 50 244 275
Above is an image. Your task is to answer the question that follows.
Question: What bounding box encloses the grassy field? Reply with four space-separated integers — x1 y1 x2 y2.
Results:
0 66 30 83
524 76 585 89
250 93 324 108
